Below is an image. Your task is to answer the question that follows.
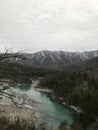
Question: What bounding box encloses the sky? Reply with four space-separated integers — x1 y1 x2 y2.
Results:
0 0 98 53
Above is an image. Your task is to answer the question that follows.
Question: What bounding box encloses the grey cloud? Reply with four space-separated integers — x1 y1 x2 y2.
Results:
0 0 98 52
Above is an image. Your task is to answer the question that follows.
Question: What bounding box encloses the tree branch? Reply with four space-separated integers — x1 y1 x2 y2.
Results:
0 90 25 108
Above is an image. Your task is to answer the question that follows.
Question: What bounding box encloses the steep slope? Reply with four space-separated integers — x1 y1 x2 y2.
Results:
64 57 98 71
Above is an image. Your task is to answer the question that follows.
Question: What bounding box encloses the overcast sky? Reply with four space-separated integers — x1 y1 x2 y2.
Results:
0 0 98 52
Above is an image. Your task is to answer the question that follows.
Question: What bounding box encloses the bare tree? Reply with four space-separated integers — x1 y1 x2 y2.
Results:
0 48 27 62
0 48 30 108
0 89 25 108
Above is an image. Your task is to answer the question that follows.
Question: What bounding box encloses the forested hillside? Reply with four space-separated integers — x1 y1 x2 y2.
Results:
40 70 98 129
0 62 58 83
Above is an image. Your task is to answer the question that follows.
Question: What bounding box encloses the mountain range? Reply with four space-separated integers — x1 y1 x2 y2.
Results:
13 50 98 70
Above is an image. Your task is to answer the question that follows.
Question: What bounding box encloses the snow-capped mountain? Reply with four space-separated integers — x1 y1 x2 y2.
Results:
15 50 98 68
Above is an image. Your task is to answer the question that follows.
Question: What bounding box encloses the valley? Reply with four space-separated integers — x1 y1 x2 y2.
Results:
0 50 98 130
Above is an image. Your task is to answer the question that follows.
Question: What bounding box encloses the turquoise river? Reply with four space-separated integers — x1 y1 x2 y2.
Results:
17 81 75 128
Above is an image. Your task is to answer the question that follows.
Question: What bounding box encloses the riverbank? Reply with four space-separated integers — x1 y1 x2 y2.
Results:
36 86 81 113
0 81 42 130
50 95 82 113
0 83 37 106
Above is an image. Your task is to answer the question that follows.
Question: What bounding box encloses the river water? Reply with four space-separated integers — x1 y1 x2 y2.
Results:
17 81 74 128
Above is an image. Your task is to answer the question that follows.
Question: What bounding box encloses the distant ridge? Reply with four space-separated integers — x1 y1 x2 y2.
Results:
12 50 98 70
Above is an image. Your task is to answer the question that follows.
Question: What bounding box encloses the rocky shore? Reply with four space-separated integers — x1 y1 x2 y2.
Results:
37 86 81 113
0 80 41 130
